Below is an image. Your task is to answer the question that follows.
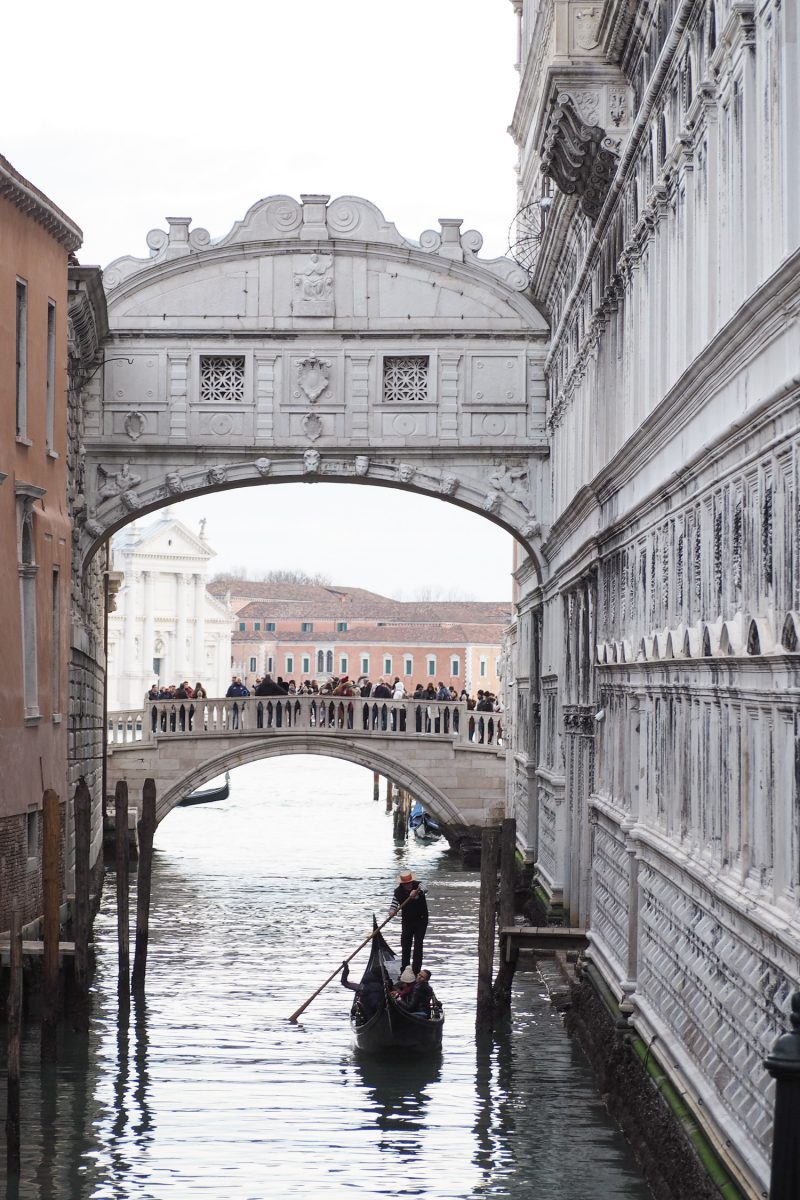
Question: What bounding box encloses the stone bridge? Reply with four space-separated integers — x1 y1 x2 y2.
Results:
106 696 506 837
75 192 550 575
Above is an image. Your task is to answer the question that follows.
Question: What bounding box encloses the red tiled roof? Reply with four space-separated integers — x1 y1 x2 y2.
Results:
212 578 510 625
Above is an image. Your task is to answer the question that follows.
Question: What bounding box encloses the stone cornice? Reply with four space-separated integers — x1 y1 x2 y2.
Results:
0 154 82 251
68 267 109 370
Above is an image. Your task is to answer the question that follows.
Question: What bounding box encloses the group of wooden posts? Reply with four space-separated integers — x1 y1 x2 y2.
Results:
4 776 158 1178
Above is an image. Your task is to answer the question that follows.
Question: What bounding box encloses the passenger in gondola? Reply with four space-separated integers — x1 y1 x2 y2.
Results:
400 969 434 1018
389 869 429 975
340 961 385 1017
390 965 417 1001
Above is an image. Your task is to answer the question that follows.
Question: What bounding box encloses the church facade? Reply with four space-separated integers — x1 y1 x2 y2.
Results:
107 512 233 708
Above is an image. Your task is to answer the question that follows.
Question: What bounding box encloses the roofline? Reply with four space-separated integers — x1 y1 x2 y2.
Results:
0 155 82 251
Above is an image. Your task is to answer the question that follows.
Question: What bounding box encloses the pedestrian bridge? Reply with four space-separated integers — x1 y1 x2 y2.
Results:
106 696 506 835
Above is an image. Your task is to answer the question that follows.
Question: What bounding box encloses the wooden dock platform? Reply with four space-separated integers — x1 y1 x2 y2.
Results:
499 926 588 960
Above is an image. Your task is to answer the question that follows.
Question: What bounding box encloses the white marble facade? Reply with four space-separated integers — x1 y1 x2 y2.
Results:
503 2 800 1195
107 511 233 708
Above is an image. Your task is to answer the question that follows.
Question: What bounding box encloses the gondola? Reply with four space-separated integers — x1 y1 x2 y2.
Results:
178 771 230 807
349 921 444 1055
408 801 442 842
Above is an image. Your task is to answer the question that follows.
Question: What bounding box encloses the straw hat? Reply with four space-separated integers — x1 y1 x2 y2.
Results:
398 870 414 883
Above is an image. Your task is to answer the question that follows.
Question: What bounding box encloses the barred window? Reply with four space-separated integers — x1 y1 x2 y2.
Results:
200 355 245 402
383 356 429 403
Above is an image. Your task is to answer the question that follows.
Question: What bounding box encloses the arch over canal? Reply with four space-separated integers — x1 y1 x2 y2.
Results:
108 731 506 833
76 193 550 574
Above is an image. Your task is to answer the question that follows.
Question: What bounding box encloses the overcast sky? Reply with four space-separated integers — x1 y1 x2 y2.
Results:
6 0 521 599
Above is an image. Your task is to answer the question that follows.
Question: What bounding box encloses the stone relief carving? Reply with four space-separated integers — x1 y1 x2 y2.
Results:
207 465 227 486
354 455 370 476
439 473 458 495
302 412 323 441
609 90 627 127
303 449 321 474
397 463 415 484
119 490 141 513
482 491 503 514
572 90 601 127
83 511 105 539
254 457 272 476
574 7 601 51
522 518 542 539
123 411 146 441
296 356 331 402
165 471 185 495
292 254 334 316
97 462 142 502
488 463 533 511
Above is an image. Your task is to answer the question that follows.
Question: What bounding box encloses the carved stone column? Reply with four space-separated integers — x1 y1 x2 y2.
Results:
193 573 206 685
175 574 188 682
122 560 137 705
142 571 155 693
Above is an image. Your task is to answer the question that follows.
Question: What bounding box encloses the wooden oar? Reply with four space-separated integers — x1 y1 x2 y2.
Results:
288 890 419 1022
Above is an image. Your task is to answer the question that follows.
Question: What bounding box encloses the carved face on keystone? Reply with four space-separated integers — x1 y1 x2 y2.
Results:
398 463 415 484
165 472 184 495
207 466 227 486
303 449 321 474
440 473 457 495
354 455 370 476
254 457 272 476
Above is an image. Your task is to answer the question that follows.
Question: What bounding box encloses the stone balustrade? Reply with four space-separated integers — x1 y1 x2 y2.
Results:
107 695 503 748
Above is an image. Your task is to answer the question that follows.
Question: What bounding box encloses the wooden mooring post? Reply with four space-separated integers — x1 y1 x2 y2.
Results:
373 771 380 803
492 818 518 1011
73 778 91 1027
115 780 130 1007
6 900 22 1176
132 779 157 994
476 827 500 1032
41 788 61 1060
392 786 409 842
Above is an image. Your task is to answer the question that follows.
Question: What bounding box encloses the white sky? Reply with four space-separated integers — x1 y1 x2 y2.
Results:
5 0 521 599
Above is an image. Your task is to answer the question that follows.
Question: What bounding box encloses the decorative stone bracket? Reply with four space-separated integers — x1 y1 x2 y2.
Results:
536 76 632 221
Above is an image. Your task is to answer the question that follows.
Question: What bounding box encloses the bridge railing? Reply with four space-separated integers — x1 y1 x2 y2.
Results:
107 695 503 748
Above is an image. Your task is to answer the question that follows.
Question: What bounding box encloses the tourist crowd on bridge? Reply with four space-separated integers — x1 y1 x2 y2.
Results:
146 674 502 742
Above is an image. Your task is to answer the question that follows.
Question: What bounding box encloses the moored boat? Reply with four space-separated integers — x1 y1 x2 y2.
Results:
349 922 444 1054
408 801 442 842
178 771 231 807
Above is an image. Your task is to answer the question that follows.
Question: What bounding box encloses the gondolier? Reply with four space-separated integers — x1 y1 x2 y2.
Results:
389 870 428 975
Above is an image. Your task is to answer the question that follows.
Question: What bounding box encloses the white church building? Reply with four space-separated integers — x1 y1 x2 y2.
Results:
107 510 233 709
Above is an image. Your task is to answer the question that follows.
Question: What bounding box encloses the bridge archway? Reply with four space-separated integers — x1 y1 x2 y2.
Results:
77 194 550 576
112 735 501 832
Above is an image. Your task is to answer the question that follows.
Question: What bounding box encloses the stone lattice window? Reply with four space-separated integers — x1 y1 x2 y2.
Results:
200 355 245 402
383 356 429 402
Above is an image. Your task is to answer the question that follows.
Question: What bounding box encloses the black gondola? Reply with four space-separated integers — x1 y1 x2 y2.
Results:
349 921 444 1055
178 771 230 807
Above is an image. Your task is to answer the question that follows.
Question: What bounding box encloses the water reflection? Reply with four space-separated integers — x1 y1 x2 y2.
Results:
352 1052 442 1154
0 759 651 1199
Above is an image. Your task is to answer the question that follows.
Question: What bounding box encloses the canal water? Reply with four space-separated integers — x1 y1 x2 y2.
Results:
2 757 651 1199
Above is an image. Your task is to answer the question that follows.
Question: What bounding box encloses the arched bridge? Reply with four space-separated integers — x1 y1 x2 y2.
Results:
106 696 506 835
